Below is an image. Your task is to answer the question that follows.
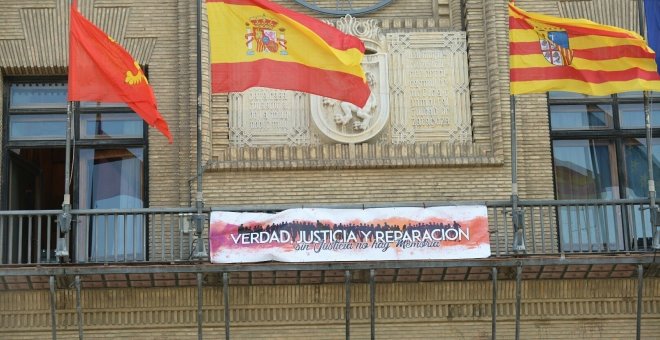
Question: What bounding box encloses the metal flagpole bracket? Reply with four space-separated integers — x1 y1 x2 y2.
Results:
55 209 71 260
192 210 208 259
511 202 526 254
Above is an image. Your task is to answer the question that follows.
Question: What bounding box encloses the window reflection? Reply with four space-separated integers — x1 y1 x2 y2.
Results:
550 104 612 130
77 148 145 262
80 113 143 139
618 103 660 129
9 114 67 140
550 91 657 251
622 139 660 247
10 83 67 109
553 140 624 251
553 140 617 200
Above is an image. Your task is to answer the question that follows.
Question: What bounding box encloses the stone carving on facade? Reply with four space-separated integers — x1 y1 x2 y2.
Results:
386 32 472 144
228 90 317 146
310 53 389 144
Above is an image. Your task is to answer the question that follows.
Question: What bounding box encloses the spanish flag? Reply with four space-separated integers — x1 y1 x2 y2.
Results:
68 0 172 143
207 0 370 107
509 2 660 95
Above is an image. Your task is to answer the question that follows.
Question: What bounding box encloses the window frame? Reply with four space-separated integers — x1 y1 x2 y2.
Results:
548 92 659 251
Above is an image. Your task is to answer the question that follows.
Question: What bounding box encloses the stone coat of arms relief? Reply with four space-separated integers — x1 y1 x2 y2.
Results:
310 52 390 144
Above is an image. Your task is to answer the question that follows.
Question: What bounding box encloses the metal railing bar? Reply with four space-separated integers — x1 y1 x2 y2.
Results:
197 272 203 340
503 207 509 255
179 215 184 260
160 212 165 260
345 270 351 340
8 216 14 264
595 205 605 252
584 205 600 253
574 206 582 253
515 263 522 340
602 204 612 251
629 204 638 251
211 201 496 212
47 217 52 263
0 218 4 264
491 267 497 340
635 264 643 340
530 207 536 253
149 212 155 262
540 206 546 253
37 217 43 264
551 206 558 254
0 210 61 216
27 216 33 264
114 213 119 263
369 268 375 340
17 216 23 264
170 213 174 261
72 207 199 214
75 275 83 340
493 207 501 256
223 272 230 340
49 275 57 340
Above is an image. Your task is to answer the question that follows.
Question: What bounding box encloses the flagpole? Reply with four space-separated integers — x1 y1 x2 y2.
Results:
56 101 74 262
637 0 659 251
195 0 206 335
193 0 207 260
510 94 524 340
510 95 525 255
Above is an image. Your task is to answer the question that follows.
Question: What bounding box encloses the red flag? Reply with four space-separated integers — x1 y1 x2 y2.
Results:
68 1 172 143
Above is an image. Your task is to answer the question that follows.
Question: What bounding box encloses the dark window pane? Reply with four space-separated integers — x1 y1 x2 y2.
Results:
618 103 660 129
553 139 618 199
553 140 624 251
80 113 143 139
10 83 67 109
77 148 145 262
621 138 659 248
622 138 660 198
550 104 612 130
9 114 66 140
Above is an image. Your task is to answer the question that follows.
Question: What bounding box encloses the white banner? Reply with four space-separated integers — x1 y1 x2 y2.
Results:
210 206 490 263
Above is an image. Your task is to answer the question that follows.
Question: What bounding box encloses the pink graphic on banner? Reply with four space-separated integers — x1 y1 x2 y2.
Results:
210 206 490 263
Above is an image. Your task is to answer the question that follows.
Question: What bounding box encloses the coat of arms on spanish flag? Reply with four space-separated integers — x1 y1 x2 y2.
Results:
207 0 370 108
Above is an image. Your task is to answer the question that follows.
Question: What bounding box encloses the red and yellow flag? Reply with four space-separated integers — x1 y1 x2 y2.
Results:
509 2 660 95
68 1 172 143
207 0 370 107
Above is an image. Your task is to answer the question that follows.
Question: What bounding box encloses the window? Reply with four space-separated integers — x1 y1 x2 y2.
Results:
549 91 659 252
2 79 147 263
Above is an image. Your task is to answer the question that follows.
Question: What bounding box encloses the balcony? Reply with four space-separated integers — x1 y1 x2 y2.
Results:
1 199 657 340
0 198 657 267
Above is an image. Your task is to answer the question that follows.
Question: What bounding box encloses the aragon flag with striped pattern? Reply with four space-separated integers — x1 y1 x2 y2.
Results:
207 0 370 107
509 2 660 95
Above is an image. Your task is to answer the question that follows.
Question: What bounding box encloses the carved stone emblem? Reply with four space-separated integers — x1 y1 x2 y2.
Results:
310 53 389 144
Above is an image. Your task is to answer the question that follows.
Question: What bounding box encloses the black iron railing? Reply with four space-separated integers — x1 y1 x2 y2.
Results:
0 199 658 265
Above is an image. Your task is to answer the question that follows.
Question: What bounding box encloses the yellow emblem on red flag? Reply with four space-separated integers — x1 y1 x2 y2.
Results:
68 0 172 142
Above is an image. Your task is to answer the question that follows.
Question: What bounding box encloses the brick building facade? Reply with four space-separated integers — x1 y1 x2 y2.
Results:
0 0 658 339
